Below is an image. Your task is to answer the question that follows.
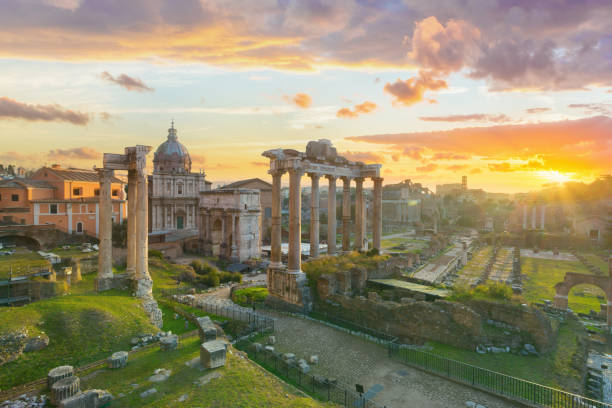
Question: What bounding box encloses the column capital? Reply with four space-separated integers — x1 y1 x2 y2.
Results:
96 168 114 177
287 167 305 177
325 174 337 182
371 176 384 183
269 169 286 177
354 177 364 184
307 172 321 180
340 176 352 183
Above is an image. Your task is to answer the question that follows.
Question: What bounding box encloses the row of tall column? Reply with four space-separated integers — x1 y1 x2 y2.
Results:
269 169 383 275
522 204 546 230
97 167 151 294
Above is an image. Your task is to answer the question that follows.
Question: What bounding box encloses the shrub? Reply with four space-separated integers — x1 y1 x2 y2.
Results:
190 260 219 275
148 249 164 260
177 267 196 283
197 271 220 287
232 287 269 306
449 282 513 302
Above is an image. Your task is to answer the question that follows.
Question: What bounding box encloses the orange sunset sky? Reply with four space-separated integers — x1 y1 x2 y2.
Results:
0 0 611 193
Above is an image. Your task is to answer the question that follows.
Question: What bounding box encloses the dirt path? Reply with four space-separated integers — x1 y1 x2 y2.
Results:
264 312 516 408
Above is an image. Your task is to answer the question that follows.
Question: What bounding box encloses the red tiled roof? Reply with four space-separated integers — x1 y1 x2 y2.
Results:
44 167 123 184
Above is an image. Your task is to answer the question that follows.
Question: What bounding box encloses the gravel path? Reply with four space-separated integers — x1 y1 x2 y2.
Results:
266 312 516 408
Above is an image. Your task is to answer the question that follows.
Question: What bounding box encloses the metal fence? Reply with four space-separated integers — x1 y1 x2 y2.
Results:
388 341 612 408
236 338 385 408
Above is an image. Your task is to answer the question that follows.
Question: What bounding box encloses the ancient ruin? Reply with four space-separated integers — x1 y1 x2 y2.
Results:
262 139 382 311
96 145 162 327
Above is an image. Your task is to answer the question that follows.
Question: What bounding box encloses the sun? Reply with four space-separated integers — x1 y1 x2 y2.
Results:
538 170 573 184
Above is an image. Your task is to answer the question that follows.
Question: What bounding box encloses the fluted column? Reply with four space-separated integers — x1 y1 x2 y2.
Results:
540 205 546 230
326 175 337 255
341 176 352 252
270 170 284 269
288 167 304 273
522 205 527 229
309 173 320 258
531 205 537 229
354 178 364 251
372 177 383 252
126 170 137 278
135 171 150 285
97 169 113 283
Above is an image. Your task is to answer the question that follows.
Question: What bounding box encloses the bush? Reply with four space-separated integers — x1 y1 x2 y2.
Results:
190 260 219 275
148 249 164 260
449 282 513 302
197 271 220 287
177 267 197 283
232 287 269 306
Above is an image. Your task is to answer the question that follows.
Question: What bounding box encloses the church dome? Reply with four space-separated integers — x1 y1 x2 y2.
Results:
153 122 192 173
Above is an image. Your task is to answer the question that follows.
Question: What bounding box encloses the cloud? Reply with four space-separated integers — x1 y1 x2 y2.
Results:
431 152 470 161
419 113 511 123
47 147 100 160
488 162 514 172
99 112 112 121
340 150 384 163
488 159 547 173
402 147 424 160
470 168 482 174
446 164 469 171
568 103 611 116
384 71 447 106
408 16 480 75
346 116 612 175
525 107 551 114
190 153 206 168
0 151 39 163
250 161 269 167
416 163 438 172
336 101 377 118
100 71 154 92
0 96 89 125
284 93 312 109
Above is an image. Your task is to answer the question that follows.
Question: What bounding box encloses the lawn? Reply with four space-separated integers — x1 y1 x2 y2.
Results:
381 236 427 253
157 300 228 336
0 290 158 390
521 257 606 314
427 317 585 393
582 252 609 275
455 246 492 287
0 248 50 279
80 336 335 408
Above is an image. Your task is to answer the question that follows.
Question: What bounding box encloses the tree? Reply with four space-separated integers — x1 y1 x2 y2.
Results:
7 165 15 176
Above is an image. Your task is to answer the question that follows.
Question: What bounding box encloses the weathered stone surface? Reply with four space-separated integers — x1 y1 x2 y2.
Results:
309 355 319 364
252 342 263 352
264 345 274 353
196 316 217 342
141 296 163 329
149 368 172 382
140 388 157 398
200 340 227 369
24 334 49 353
0 328 28 366
298 361 310 374
58 391 96 408
267 336 276 345
51 376 80 405
107 351 128 368
159 334 179 351
47 365 74 389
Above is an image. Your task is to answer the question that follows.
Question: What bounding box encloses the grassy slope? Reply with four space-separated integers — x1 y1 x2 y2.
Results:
82 336 334 408
0 291 158 390
521 257 605 314
428 317 585 392
0 250 50 279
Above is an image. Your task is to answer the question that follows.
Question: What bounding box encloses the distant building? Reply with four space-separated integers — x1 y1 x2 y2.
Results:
221 178 272 243
573 215 610 242
436 183 462 196
0 164 126 237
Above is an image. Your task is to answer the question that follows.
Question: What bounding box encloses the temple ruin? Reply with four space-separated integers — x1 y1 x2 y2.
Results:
262 139 382 311
96 145 162 327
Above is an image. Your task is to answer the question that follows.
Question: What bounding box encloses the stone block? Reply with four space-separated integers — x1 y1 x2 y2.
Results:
309 355 319 364
267 335 276 345
47 365 74 389
159 334 179 351
196 316 217 342
282 353 295 362
200 340 227 369
58 389 111 408
298 361 310 374
24 334 49 353
140 388 157 398
264 345 274 353
252 343 263 352
51 376 80 405
107 351 128 369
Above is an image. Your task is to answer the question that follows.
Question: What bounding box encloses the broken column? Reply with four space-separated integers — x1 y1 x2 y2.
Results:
107 351 128 369
126 169 138 278
51 376 80 405
96 168 114 291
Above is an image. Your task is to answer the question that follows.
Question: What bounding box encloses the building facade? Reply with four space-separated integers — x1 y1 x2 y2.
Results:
0 165 125 237
148 123 211 239
221 178 272 243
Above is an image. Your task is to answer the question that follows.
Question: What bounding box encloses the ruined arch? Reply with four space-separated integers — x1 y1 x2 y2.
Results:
0 235 41 250
554 272 612 331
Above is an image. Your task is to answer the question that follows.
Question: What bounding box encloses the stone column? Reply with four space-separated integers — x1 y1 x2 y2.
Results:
341 176 351 252
326 175 337 255
270 170 284 269
309 173 320 258
531 206 537 229
354 178 364 251
230 213 238 261
135 170 151 296
540 205 546 230
126 170 137 278
522 205 527 229
288 167 304 273
96 169 114 290
372 177 383 252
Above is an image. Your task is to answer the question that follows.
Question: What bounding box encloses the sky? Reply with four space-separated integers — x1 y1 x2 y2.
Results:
0 0 611 193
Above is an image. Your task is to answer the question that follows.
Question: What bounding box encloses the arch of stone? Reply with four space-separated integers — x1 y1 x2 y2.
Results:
554 257 612 332
262 139 382 312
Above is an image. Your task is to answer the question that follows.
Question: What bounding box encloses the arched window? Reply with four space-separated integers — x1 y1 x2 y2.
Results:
76 222 83 233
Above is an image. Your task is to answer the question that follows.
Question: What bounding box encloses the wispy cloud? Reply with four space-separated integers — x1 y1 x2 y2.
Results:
525 107 551 114
100 71 154 92
47 147 100 160
336 101 377 118
0 96 89 125
284 93 312 109
419 113 511 123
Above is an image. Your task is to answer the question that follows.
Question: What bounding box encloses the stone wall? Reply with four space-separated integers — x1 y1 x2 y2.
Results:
317 294 555 352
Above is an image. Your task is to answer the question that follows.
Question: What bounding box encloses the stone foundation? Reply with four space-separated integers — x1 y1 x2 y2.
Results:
267 267 312 313
141 297 163 328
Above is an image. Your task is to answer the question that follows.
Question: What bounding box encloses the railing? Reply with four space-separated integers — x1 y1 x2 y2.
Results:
388 341 611 408
235 338 385 408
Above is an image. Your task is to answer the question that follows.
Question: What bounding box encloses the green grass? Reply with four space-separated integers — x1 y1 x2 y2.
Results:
158 302 198 335
149 257 195 293
455 246 492 287
0 291 158 390
80 336 335 407
521 257 606 314
582 252 609 275
0 249 50 279
427 318 585 392
381 237 427 253
232 287 269 306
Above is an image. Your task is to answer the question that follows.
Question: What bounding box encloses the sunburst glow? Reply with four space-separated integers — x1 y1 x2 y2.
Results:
537 170 573 184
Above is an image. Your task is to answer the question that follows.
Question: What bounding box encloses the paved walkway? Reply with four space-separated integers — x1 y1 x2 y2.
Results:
265 311 516 408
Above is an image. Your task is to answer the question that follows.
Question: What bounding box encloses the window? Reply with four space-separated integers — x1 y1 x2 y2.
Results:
177 184 183 195
589 229 599 240
50 204 58 214
112 189 119 197
76 222 83 233
11 194 19 202
20 218 25 225
94 188 100 196
73 187 82 196
0 193 2 201
167 182 171 192
265 207 272 218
